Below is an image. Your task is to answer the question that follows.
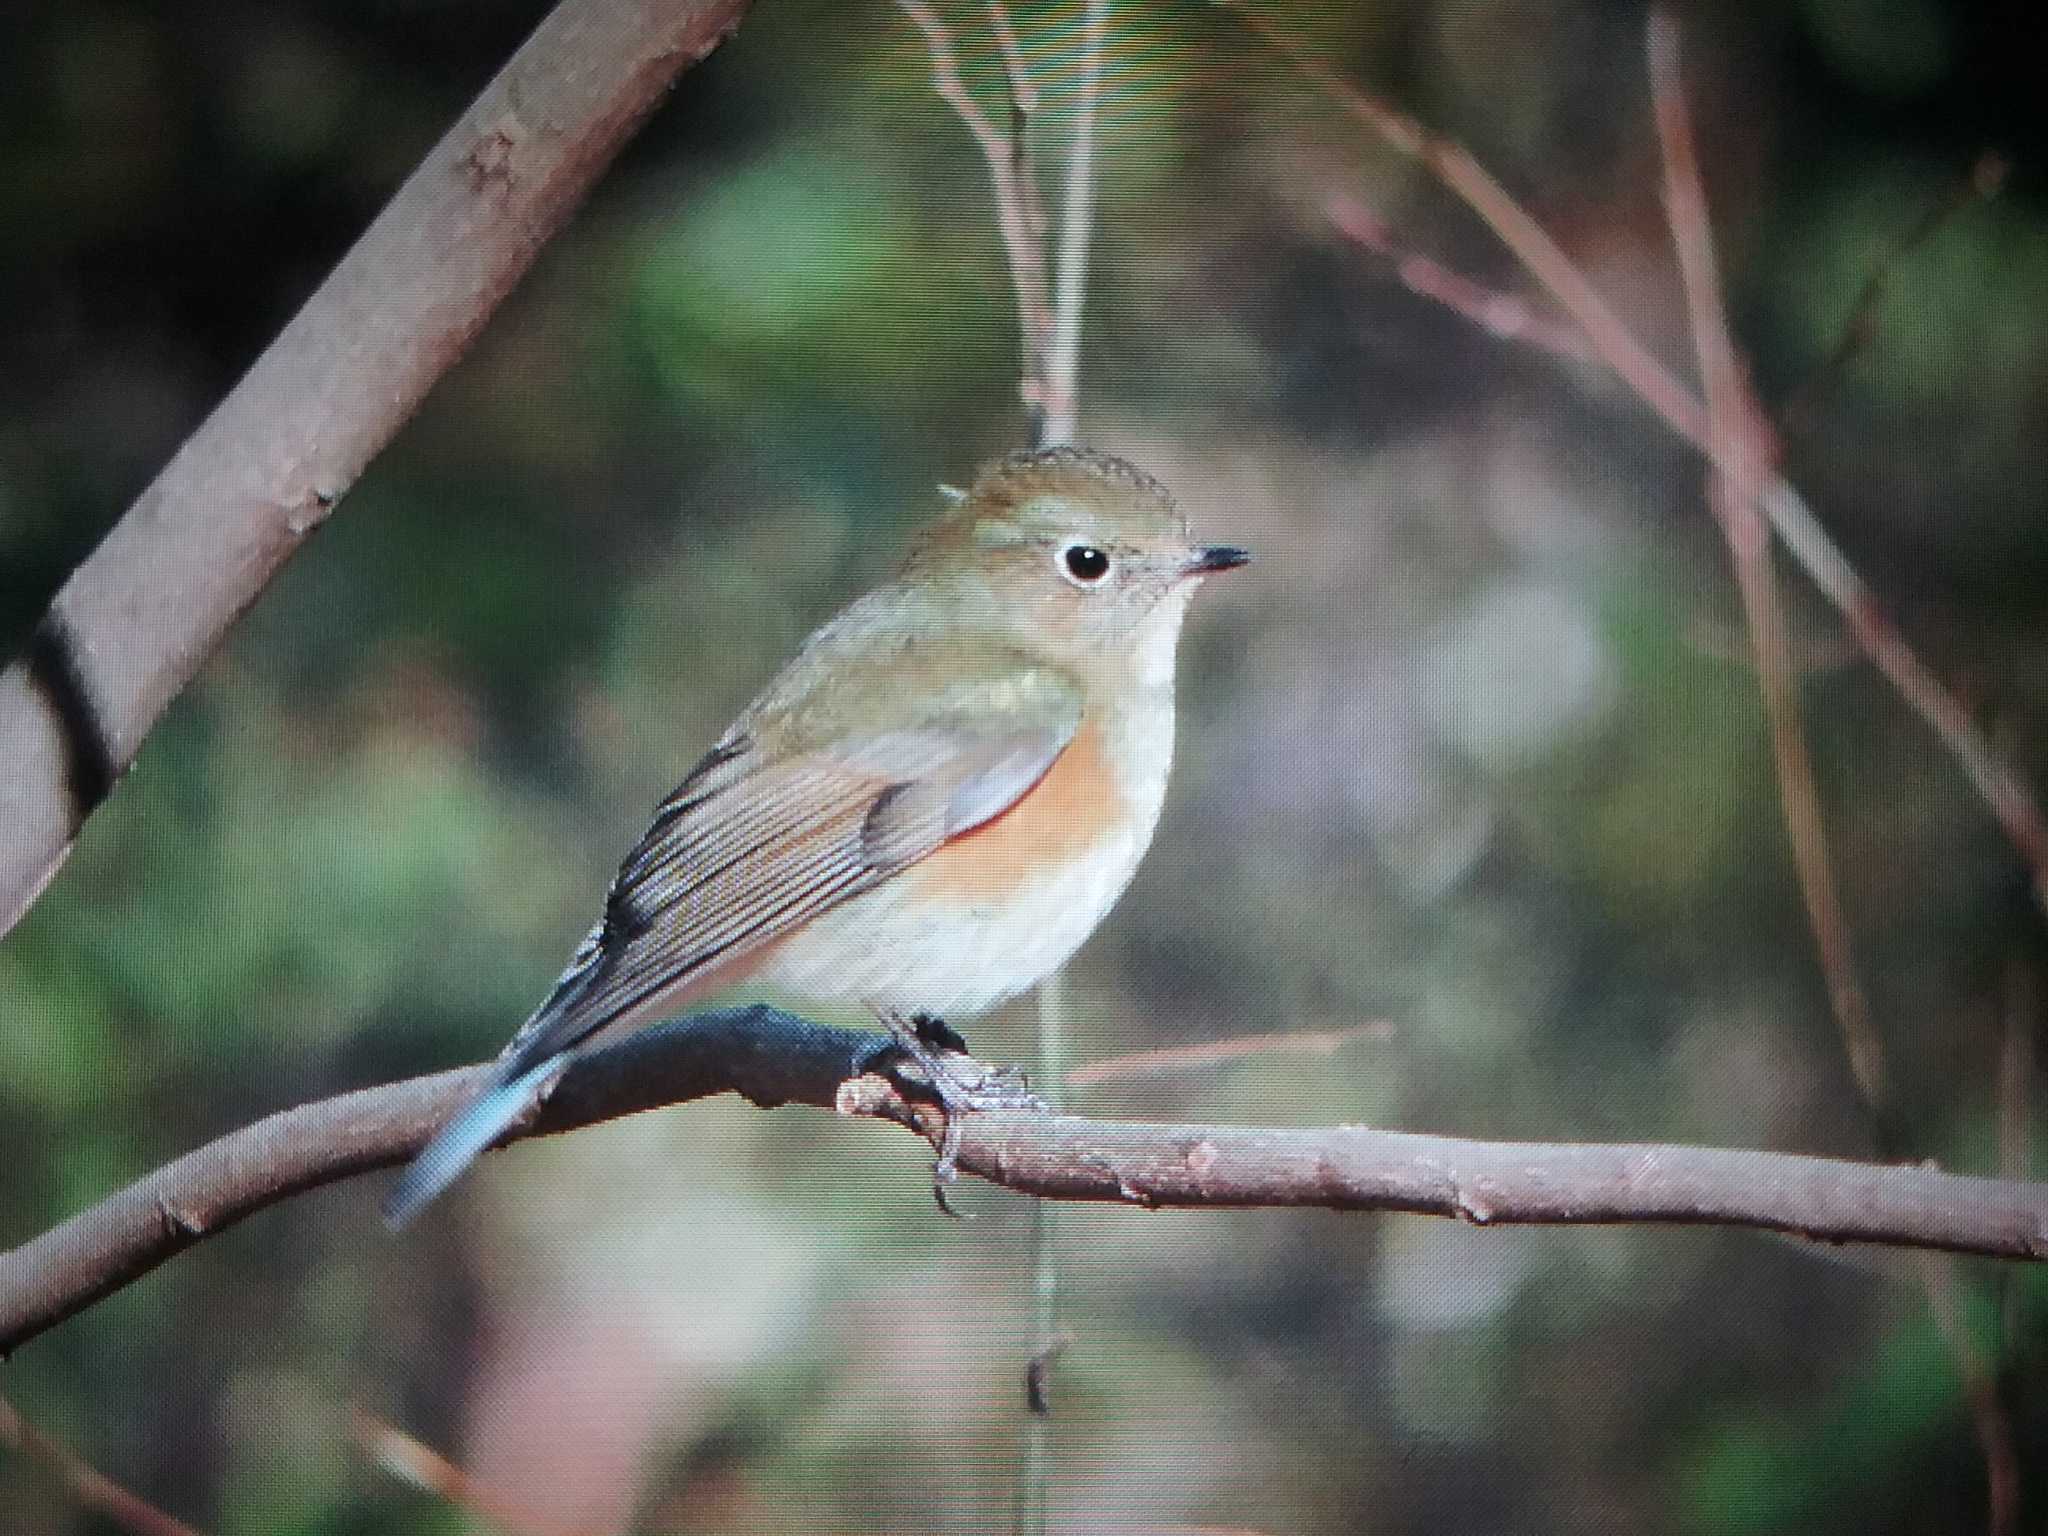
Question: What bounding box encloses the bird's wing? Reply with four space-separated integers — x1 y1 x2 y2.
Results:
497 665 1083 1079
381 654 1080 1229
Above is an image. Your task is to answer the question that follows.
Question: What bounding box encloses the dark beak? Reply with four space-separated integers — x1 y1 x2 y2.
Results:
1188 544 1252 574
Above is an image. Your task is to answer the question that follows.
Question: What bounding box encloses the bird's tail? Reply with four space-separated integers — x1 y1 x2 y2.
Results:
382 1058 557 1230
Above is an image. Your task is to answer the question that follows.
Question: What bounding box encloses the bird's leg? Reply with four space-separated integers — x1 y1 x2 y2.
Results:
872 1007 1044 1214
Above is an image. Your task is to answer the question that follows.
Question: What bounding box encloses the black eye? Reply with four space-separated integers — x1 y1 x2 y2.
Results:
1061 543 1111 584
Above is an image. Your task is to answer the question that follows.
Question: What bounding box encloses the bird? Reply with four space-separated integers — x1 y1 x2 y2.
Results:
383 445 1248 1227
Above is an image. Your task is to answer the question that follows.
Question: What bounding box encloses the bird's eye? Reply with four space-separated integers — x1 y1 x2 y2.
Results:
1059 543 1112 586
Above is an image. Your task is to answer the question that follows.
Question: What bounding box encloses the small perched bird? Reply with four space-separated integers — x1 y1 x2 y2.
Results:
384 446 1247 1227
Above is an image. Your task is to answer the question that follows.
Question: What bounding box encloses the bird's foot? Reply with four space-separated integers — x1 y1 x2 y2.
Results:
873 1009 1045 1215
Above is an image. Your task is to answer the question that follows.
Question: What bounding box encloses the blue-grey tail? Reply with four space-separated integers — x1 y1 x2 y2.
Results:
382 1059 557 1230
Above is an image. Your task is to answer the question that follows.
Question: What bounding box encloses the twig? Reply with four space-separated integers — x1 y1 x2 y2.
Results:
986 1 1046 255
0 0 754 939
1237 3 2048 920
1041 0 1111 447
1065 1022 1391 1088
0 1394 207 1536
352 1407 593 1536
1648 18 2021 1525
895 0 1056 423
1014 973 1068 1536
987 2 1041 120
1327 197 1598 365
5 1004 2047 1359
1646 9 1887 1118
1914 1254 2020 1536
2000 956 2034 1188
1782 150 2009 434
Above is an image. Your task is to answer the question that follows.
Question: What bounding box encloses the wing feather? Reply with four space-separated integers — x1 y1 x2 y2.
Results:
386 649 1083 1228
495 685 1080 1079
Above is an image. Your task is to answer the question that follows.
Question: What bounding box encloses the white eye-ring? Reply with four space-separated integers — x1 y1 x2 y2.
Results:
1057 541 1113 587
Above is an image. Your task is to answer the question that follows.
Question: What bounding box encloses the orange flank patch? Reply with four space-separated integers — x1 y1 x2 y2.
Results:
907 717 1131 902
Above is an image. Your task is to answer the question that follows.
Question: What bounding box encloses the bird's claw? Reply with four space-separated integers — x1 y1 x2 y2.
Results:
872 1008 1047 1214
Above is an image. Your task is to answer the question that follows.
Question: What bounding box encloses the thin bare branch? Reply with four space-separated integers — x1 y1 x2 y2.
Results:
5 1006 2047 1360
895 0 1056 419
987 2 1041 119
1915 1254 2021 1536
1327 197 1598 364
1041 0 1111 447
1065 1022 1391 1088
987 3 1051 253
0 0 753 940
1646 9 1887 1116
352 1407 593 1536
2001 956 2035 1186
1233 2 2048 921
0 1395 207 1536
1649 20 2022 1523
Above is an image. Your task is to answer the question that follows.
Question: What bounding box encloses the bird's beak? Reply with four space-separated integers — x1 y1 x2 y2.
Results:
1186 545 1252 575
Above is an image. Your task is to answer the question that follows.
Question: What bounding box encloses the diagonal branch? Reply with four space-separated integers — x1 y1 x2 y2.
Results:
0 0 753 940
352 1407 578 1536
4 1005 2046 1360
0 1395 207 1536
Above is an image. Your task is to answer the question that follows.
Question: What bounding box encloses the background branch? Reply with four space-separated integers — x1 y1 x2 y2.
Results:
1646 10 1886 1121
1649 24 2020 1526
1040 0 1110 448
0 0 752 938
0 1395 206 1536
5 1005 2045 1360
895 0 1056 429
1240 3 2048 920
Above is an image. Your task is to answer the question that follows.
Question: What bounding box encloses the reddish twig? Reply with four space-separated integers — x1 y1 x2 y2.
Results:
0 0 753 939
1646 10 1886 1115
1327 197 1598 365
0 1395 207 1536
1236 3 2048 920
1064 1023 1392 1088
1650 18 2020 1526
352 1407 595 1536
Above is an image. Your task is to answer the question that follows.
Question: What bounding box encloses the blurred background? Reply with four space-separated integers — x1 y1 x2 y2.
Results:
3 0 2047 1531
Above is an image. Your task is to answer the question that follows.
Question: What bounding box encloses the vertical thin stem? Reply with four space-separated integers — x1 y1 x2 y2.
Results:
1040 0 1110 447
1646 8 1887 1119
1013 968 1069 1536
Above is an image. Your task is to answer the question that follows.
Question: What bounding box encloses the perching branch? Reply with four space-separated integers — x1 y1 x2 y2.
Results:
5 1005 2046 1359
0 0 752 938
